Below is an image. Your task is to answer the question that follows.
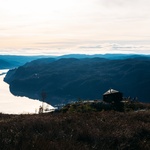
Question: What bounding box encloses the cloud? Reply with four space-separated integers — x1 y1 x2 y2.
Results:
79 45 103 49
77 41 150 55
1 39 150 56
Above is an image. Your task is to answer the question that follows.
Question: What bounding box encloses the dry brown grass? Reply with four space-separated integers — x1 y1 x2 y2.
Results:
0 111 150 150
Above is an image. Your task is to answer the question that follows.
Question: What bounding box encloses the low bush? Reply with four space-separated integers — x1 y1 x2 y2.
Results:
0 110 150 150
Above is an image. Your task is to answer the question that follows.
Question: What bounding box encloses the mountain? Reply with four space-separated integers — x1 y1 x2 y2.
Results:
0 59 14 69
0 55 53 69
58 53 150 60
1 54 150 69
4 55 150 105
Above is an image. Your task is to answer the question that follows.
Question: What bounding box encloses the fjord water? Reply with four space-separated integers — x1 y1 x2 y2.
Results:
0 69 54 114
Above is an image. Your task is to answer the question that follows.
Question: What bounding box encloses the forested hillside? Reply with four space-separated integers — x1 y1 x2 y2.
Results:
4 56 150 105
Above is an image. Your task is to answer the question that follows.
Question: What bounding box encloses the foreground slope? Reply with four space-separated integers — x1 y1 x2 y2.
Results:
0 111 150 150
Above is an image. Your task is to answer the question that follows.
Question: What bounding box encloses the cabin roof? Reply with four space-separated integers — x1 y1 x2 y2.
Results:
103 88 120 95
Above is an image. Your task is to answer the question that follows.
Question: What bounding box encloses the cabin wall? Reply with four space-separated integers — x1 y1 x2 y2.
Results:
103 92 123 103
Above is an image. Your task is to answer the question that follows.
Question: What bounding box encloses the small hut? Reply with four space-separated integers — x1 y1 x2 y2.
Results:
103 88 123 103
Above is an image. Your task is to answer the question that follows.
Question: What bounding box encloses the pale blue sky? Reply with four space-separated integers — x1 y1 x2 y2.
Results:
0 0 150 55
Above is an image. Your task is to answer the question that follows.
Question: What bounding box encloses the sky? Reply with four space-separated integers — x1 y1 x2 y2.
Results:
0 0 150 55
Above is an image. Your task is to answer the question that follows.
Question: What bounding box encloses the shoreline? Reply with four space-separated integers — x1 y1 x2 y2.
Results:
0 70 54 114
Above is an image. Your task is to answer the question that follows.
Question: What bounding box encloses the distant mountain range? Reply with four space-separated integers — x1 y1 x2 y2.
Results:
57 53 150 60
1 54 150 69
0 55 52 69
4 54 150 105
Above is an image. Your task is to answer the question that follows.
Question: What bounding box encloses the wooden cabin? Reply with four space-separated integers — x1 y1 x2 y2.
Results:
103 89 123 103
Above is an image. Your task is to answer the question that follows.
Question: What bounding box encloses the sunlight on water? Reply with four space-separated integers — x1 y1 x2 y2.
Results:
0 70 54 114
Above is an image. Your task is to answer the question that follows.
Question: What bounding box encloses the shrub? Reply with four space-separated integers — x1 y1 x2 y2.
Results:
0 111 150 150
